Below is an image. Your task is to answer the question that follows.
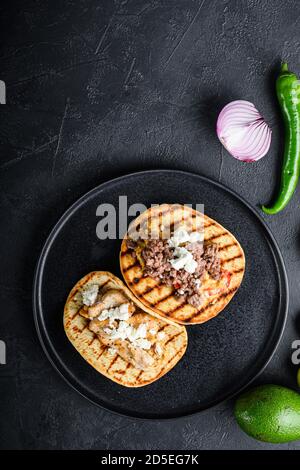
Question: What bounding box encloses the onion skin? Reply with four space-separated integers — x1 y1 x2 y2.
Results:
217 100 272 163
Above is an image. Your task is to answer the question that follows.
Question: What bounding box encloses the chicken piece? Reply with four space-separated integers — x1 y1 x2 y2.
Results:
106 340 154 370
88 314 157 370
78 306 90 319
154 342 163 356
87 289 134 318
89 318 110 337
127 313 157 331
126 343 154 369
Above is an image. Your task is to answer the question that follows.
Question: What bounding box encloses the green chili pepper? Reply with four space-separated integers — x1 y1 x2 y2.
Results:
262 62 300 215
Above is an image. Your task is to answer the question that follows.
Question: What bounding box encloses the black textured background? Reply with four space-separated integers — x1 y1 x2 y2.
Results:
1 0 300 450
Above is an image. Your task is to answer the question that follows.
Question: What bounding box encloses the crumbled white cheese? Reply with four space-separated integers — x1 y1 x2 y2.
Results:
104 321 151 350
81 284 99 306
98 303 130 326
168 227 204 248
169 247 189 270
104 320 128 340
169 246 198 274
189 231 204 243
168 228 191 247
194 279 201 289
157 331 165 340
128 323 147 342
108 347 116 356
185 258 198 274
167 226 203 274
155 343 163 356
149 328 156 335
134 338 152 350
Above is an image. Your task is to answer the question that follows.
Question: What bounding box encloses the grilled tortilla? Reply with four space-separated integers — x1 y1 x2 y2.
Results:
64 271 187 387
120 204 245 325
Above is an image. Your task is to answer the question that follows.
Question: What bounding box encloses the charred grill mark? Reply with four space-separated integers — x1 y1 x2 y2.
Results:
127 223 141 238
205 232 227 242
170 215 192 232
79 324 89 333
70 310 80 320
128 276 160 293
136 370 143 382
99 279 111 290
169 220 175 233
159 347 185 374
168 217 176 234
106 354 119 372
78 306 88 317
170 210 202 231
121 242 136 258
233 268 244 274
219 242 237 252
168 298 188 316
206 220 220 228
158 325 167 333
159 209 163 232
204 221 218 230
217 285 238 299
159 207 176 219
222 254 243 265
123 261 139 272
69 288 79 300
88 334 96 346
115 363 131 375
96 347 107 360
165 332 181 346
141 284 160 295
149 292 175 308
184 286 239 322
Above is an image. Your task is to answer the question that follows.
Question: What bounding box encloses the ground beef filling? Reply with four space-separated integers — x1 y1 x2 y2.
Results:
126 238 221 307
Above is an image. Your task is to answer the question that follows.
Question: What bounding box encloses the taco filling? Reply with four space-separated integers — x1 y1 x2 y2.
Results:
78 284 166 370
126 226 229 308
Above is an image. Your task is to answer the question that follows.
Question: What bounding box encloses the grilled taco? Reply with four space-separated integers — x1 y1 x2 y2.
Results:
64 271 187 387
120 204 245 325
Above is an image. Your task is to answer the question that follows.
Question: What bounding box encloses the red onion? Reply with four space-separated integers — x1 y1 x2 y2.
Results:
216 100 272 162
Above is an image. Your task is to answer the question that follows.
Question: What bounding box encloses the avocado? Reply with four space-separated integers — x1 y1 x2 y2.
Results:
234 385 300 443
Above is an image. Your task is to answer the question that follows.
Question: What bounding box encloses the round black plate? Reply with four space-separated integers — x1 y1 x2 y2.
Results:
33 170 288 419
